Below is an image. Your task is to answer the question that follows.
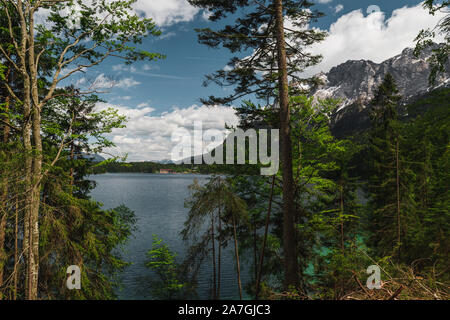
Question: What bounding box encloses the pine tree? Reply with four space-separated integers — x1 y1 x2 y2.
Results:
182 176 248 299
187 0 326 290
415 0 450 85
402 91 450 274
367 74 414 260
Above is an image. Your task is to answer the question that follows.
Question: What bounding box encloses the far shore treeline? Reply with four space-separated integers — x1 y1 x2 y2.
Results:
94 161 260 175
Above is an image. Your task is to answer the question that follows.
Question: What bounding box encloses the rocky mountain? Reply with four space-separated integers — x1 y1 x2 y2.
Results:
76 153 106 162
156 159 175 165
310 44 450 136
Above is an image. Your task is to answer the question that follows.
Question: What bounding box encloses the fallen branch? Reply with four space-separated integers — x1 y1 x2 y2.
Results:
387 285 404 300
352 271 372 298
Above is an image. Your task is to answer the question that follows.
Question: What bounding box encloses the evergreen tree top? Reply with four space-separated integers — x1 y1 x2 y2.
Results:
187 0 326 105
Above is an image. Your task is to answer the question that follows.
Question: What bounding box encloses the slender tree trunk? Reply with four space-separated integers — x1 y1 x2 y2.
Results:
395 136 401 255
217 179 221 300
274 0 299 290
232 213 242 300
256 176 275 299
0 68 11 296
339 184 345 299
28 115 42 300
217 216 221 300
14 2 34 300
28 12 42 300
253 214 257 284
211 213 217 300
0 199 6 300
23 126 32 300
340 184 344 255
22 71 33 302
2 66 11 142
14 195 19 300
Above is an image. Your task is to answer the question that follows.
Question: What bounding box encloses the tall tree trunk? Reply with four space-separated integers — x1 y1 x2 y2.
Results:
253 214 257 284
2 65 11 142
256 176 275 299
28 12 42 300
0 193 6 299
211 213 217 300
274 0 299 290
29 113 42 300
23 123 32 300
339 184 345 299
15 1 34 300
340 184 344 255
11 3 42 300
0 70 10 297
70 141 75 185
217 179 221 300
232 213 242 300
22 72 33 302
13 195 19 300
395 136 401 256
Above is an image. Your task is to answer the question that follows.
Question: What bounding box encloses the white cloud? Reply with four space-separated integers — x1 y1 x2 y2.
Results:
113 64 161 74
95 104 239 161
132 0 199 26
316 0 333 3
202 10 213 21
112 65 127 72
91 74 141 89
92 74 115 89
335 4 344 14
159 31 177 40
116 78 141 88
35 0 199 29
137 102 150 109
111 64 188 80
142 64 160 71
303 3 447 77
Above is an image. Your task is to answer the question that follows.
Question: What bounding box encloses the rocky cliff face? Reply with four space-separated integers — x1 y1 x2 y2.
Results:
310 44 450 136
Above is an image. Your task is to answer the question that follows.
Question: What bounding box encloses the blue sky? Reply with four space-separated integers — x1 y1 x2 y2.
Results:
92 0 428 112
58 0 446 161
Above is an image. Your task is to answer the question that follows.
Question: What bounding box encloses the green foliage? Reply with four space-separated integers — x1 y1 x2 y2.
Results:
34 0 164 72
41 87 127 199
182 176 248 299
187 0 326 105
182 176 248 243
0 63 5 81
400 90 450 276
415 0 450 85
146 235 189 300
39 195 137 300
366 74 408 257
0 0 165 300
289 96 354 284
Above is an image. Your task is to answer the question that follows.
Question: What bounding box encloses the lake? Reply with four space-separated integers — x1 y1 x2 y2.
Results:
90 173 251 300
